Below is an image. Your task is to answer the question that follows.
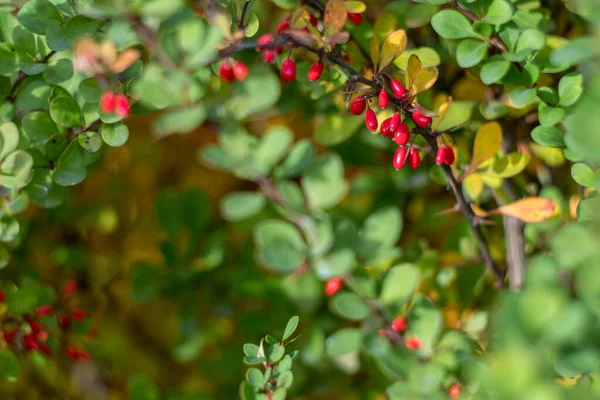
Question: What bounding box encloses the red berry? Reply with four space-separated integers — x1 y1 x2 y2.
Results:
444 146 455 165
325 278 343 297
71 309 87 320
393 147 408 170
391 316 408 333
393 123 410 146
114 94 130 117
389 112 401 132
2 329 17 344
257 34 273 51
233 61 249 81
277 17 290 32
63 280 77 296
35 305 53 318
350 95 366 115
405 336 421 350
365 109 378 132
347 12 362 25
281 59 296 82
380 118 393 138
66 347 91 361
0 292 5 302
219 61 234 83
408 148 421 169
40 344 52 356
309 14 318 27
29 320 42 333
308 61 324 81
264 50 276 63
391 80 407 98
23 333 39 351
59 315 71 329
378 89 389 109
100 92 116 113
36 330 48 343
449 384 460 399
435 146 446 165
412 111 432 128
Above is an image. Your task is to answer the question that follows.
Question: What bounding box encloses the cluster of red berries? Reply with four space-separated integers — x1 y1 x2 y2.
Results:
350 80 455 170
219 60 249 83
0 280 92 361
100 92 130 117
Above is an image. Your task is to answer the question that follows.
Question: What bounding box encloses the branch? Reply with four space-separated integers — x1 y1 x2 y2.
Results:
6 50 56 103
238 1 252 29
449 0 508 53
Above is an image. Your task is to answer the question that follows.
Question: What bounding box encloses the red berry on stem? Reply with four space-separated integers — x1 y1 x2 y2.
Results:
29 320 42 333
412 110 432 128
408 148 421 169
378 89 389 109
365 109 378 132
405 336 421 350
114 94 130 117
435 146 446 165
100 92 116 113
347 12 362 25
257 34 273 51
277 17 290 32
281 59 297 82
0 292 5 302
444 146 455 165
309 14 318 27
3 329 17 344
449 383 460 399
219 61 234 83
63 280 77 296
391 316 408 333
59 315 71 329
380 118 393 138
391 80 407 98
393 147 408 170
350 95 366 115
24 333 39 351
35 305 53 318
40 344 52 356
308 61 324 81
325 278 343 297
263 50 276 63
394 123 410 146
233 61 249 81
390 112 401 132
36 330 48 343
72 309 87 320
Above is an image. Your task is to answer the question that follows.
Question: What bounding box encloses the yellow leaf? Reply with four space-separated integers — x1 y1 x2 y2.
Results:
470 122 502 171
405 54 421 89
370 35 380 71
344 1 366 13
373 11 397 43
405 55 438 96
470 204 488 218
480 174 504 188
432 96 452 131
463 173 484 201
378 29 407 72
325 0 347 37
492 197 556 223
479 152 530 178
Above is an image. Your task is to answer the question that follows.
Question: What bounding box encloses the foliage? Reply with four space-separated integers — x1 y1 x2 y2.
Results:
0 0 599 399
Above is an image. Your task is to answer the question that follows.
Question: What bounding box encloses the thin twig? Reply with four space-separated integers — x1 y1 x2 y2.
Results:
238 1 252 29
6 51 56 102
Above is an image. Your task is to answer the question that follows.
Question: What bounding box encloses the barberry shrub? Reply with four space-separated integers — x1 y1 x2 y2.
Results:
0 0 600 399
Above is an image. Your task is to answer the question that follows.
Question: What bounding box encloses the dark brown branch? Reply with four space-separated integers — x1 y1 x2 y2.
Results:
238 0 252 29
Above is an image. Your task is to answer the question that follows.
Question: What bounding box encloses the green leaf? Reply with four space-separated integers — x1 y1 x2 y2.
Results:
394 47 441 69
0 122 19 160
66 15 103 39
254 126 293 171
246 368 264 389
1 151 33 189
228 67 280 120
538 103 565 127
484 0 514 25
315 114 362 146
515 29 545 53
510 86 537 108
479 152 530 178
326 328 362 357
379 263 420 306
409 297 443 357
267 344 285 362
154 105 207 139
283 315 299 341
571 163 596 187
77 131 102 153
102 123 129 147
480 58 511 84
431 10 478 40
254 220 306 272
531 125 564 147
0 350 19 381
456 39 489 68
245 12 259 37
358 206 402 261
50 96 82 128
43 59 73 84
0 44 18 76
128 374 160 400
17 0 63 35
274 139 315 179
558 72 584 107
220 191 265 221
45 25 70 51
314 249 355 279
550 37 600 68
301 153 349 210
330 292 370 321
132 262 161 302
22 112 58 146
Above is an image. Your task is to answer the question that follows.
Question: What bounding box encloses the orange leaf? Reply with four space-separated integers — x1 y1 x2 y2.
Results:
325 0 347 37
491 198 556 223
